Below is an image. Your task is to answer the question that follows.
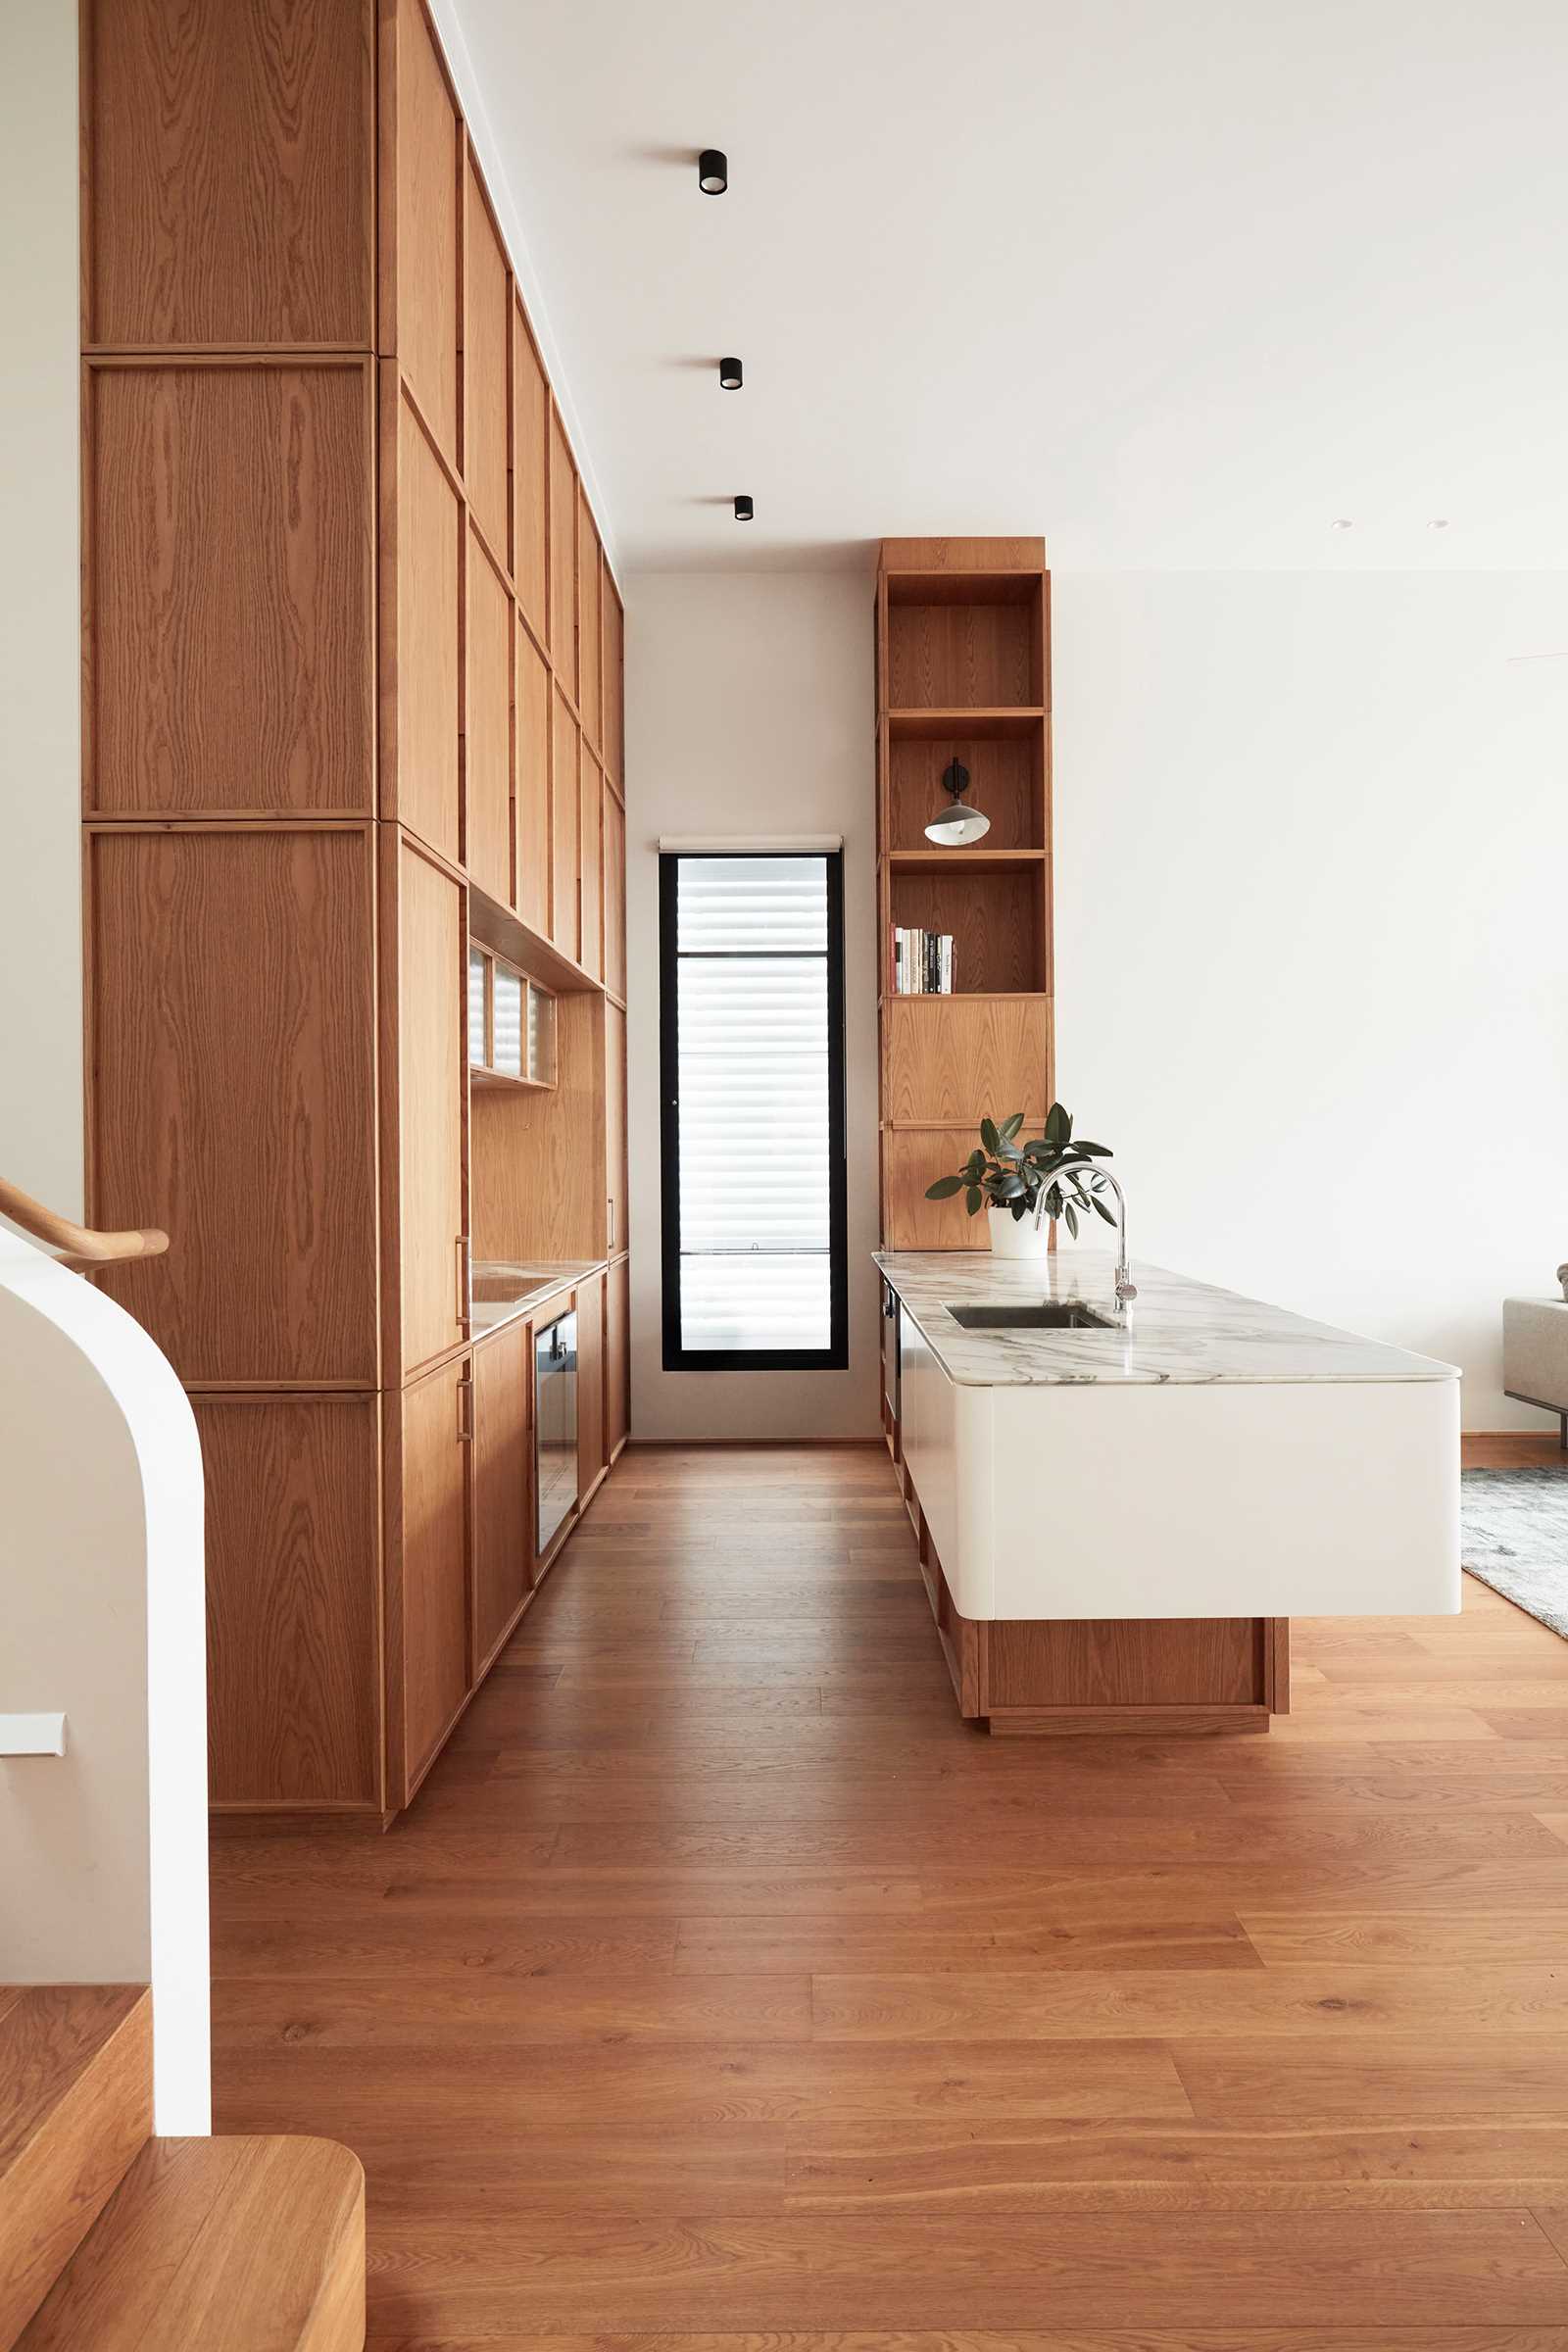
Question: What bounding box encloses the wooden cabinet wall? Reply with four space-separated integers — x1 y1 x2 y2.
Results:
81 0 630 1821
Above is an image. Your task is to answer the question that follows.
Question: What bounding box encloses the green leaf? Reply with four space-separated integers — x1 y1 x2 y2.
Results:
924 1174 965 1200
1001 1111 1025 1140
1010 1198 1029 1222
964 1186 983 1216
1073 1140 1111 1157
994 1171 1026 1198
1093 1194 1116 1224
964 1151 985 1180
1065 1202 1080 1239
1045 1102 1072 1147
979 1116 1001 1156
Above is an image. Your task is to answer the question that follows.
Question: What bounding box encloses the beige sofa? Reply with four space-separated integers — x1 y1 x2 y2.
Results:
1503 1278 1568 1446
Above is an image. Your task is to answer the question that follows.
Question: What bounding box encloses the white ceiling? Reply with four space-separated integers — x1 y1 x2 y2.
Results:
450 0 1568 574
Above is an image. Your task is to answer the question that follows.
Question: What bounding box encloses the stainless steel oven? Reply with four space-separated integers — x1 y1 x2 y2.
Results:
535 1309 578 1555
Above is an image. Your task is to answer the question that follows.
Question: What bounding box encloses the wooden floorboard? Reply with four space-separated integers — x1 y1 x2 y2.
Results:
211 1435 1568 2344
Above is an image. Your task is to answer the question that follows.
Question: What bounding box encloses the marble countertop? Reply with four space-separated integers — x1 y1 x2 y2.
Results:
470 1258 606 1336
876 1250 1459 1389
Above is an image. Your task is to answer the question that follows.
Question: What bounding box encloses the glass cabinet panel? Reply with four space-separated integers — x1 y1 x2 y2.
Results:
467 948 488 1068
492 965 524 1076
527 983 557 1086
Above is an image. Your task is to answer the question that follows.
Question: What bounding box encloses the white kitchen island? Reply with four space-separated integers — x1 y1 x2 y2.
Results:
876 1250 1460 1735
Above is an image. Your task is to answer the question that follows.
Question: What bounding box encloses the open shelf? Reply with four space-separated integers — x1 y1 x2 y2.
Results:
888 862 1048 997
887 706 1045 743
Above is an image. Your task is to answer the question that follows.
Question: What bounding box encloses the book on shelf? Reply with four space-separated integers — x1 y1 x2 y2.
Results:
891 926 956 995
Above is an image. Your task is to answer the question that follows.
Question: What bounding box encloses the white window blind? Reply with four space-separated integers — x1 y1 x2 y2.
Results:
666 855 841 1359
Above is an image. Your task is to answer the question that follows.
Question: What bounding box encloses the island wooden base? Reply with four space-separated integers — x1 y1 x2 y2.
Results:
902 1467 1288 1736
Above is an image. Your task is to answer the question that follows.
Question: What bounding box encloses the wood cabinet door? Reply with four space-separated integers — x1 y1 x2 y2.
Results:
89 826 378 1384
606 1255 629 1459
548 409 576 695
392 0 460 461
463 156 511 561
603 784 626 999
576 1272 604 1494
471 1316 531 1671
549 686 579 962
578 751 603 982
197 1394 382 1812
514 307 549 643
466 530 514 906
576 490 602 753
515 623 551 938
392 389 461 863
396 837 467 1376
605 1001 628 1258
398 1355 470 1796
601 565 623 785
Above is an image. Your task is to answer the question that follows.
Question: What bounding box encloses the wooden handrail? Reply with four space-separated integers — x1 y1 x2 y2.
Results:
0 1175 169 1263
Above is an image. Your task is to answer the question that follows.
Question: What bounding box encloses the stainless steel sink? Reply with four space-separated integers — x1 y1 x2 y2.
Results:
946 1300 1119 1331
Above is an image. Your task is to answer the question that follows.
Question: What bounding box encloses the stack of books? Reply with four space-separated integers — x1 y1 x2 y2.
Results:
891 927 956 995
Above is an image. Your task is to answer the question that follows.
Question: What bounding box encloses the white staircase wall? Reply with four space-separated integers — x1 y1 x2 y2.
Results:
0 1229 210 2132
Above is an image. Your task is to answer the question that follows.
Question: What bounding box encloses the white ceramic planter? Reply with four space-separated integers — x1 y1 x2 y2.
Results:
986 1203 1054 1259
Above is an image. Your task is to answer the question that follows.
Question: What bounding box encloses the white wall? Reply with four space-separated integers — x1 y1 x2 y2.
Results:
1053 570 1568 1430
0 4 81 1214
625 571 881 1440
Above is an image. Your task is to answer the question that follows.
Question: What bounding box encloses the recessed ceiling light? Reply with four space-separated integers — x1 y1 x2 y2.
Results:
1331 518 1354 532
1428 517 1450 531
699 149 727 195
733 494 754 521
718 357 743 390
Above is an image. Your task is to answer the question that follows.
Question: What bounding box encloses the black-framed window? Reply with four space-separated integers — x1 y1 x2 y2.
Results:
660 850 848 1371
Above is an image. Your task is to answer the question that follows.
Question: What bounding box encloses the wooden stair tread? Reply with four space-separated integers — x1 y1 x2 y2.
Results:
17 2135 365 2352
0 1986 151 2349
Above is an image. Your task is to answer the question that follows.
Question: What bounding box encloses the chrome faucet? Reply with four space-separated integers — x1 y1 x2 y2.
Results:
1034 1159 1137 1307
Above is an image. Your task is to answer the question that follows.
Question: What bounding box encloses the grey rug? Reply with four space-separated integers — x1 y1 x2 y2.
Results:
1462 1464 1568 1638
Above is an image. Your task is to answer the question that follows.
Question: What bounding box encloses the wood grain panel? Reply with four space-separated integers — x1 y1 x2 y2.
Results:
513 308 548 641
888 601 1037 708
548 408 576 695
16 2134 365 2352
465 531 513 908
84 0 372 345
883 534 1046 572
0 1987 151 2352
468 992 605 1262
397 1356 469 1793
471 1315 530 1670
549 685 579 962
396 837 466 1375
390 0 459 458
197 1395 381 1809
986 1617 1263 1711
881 1126 992 1250
888 866 1046 994
89 827 378 1383
603 784 626 999
888 733 1041 852
578 750 603 982
88 365 372 815
884 995 1051 1127
605 1000 627 1260
601 565 623 783
576 489 602 752
393 394 461 862
462 156 510 560
606 1252 629 1456
577 1269 605 1494
514 621 550 936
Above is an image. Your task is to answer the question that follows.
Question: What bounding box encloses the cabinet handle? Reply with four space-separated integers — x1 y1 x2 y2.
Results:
457 1374 474 1443
608 1195 614 1249
456 1235 469 1325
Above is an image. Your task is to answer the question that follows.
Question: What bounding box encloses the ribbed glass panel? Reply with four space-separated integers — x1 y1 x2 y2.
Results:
467 951 487 1068
678 855 828 954
493 968 523 1076
671 857 833 1354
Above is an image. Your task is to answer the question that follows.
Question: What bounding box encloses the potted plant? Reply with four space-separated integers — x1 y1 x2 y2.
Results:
924 1103 1117 1260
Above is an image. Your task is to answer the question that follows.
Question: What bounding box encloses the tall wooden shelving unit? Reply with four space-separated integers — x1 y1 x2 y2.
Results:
874 537 1054 1249
79 0 629 1821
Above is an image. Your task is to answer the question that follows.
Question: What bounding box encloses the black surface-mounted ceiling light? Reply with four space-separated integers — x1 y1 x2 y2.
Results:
734 494 754 521
925 760 991 846
699 148 728 194
719 356 743 390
